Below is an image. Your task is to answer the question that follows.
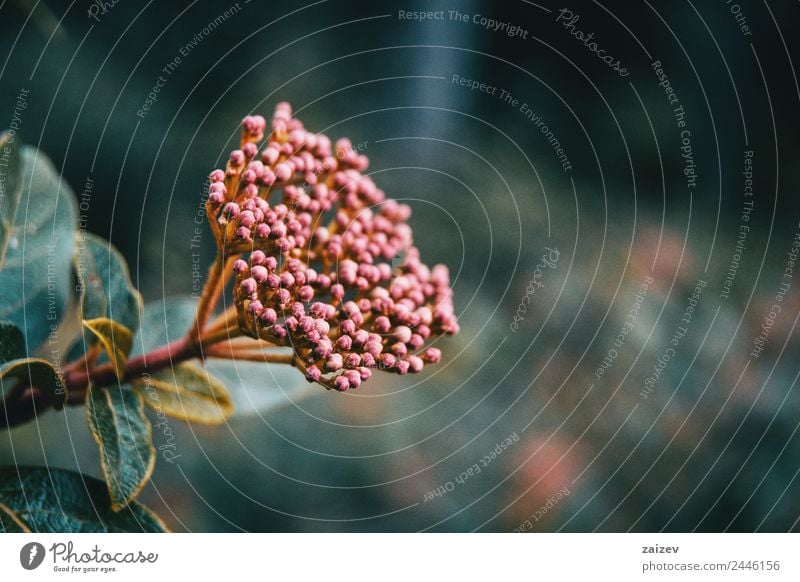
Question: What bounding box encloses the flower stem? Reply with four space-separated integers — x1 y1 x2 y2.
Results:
203 306 240 338
188 253 230 342
199 325 243 347
204 346 295 364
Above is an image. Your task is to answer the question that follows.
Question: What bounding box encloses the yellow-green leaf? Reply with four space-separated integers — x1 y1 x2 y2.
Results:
0 357 67 409
133 362 234 425
82 318 133 380
0 501 30 532
86 385 154 511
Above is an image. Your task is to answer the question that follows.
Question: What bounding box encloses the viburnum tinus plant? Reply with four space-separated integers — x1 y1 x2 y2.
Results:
0 103 458 532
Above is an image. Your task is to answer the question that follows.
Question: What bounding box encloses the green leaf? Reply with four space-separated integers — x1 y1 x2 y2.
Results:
0 146 77 349
0 131 23 269
86 384 154 511
0 357 67 409
133 362 234 425
134 298 317 416
0 466 167 532
0 320 25 363
82 317 133 380
74 232 141 333
0 501 30 532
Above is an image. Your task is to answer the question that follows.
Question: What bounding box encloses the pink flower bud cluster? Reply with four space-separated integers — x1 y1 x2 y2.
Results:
209 103 458 391
206 103 382 256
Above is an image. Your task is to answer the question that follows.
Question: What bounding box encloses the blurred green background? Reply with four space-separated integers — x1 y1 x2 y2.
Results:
1 0 799 531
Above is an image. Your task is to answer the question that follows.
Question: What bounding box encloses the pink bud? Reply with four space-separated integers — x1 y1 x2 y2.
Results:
278 235 296 251
241 169 256 184
394 326 412 343
255 224 271 239
251 266 269 282
305 366 322 382
298 316 315 333
280 272 295 287
261 147 280 165
275 162 293 181
373 316 391 333
239 210 256 228
223 202 240 219
298 285 314 302
315 319 330 335
261 168 276 186
230 150 245 166
407 355 424 373
270 222 287 238
364 340 383 357
408 334 424 350
240 278 257 296
353 329 369 345
333 375 350 391
391 342 408 358
379 353 397 369
260 308 277 325
242 114 266 137
242 143 258 159
326 353 344 371
313 339 333 359
310 302 327 318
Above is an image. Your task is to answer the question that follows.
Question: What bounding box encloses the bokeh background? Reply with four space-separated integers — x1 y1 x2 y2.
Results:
1 0 799 531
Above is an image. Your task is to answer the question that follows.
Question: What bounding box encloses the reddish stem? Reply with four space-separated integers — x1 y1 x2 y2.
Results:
188 253 225 342
205 345 295 364
1 247 291 429
61 334 199 399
